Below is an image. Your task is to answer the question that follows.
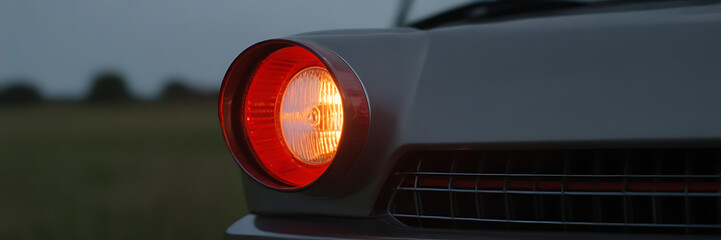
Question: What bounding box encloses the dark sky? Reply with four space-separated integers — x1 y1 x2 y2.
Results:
0 0 464 99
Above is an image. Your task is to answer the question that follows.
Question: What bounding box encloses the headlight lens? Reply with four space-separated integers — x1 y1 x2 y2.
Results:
279 67 344 165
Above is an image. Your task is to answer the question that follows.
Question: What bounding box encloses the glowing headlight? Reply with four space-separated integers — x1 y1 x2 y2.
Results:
219 41 369 190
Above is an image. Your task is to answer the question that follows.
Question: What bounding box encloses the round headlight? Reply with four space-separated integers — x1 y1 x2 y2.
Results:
219 40 369 191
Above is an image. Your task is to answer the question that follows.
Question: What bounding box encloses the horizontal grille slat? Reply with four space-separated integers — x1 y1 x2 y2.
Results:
391 214 721 228
397 172 721 178
395 188 721 197
387 148 721 234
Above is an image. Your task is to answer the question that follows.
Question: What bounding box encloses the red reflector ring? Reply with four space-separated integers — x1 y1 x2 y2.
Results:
244 46 330 186
219 40 369 191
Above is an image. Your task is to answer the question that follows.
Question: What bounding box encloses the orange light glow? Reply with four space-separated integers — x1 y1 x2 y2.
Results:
279 67 344 165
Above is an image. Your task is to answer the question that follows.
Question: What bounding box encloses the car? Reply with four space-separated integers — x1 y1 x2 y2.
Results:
217 0 721 239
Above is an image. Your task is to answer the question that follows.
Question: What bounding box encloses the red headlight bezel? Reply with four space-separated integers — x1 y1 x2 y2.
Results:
218 39 369 191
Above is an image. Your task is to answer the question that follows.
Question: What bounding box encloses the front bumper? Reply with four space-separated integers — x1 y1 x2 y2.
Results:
226 214 719 240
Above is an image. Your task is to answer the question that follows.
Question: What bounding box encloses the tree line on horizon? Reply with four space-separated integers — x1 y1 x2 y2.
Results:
0 71 217 105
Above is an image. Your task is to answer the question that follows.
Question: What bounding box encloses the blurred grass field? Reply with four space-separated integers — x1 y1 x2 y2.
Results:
0 101 247 239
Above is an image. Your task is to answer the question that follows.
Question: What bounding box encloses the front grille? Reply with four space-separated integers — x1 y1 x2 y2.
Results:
387 148 721 234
